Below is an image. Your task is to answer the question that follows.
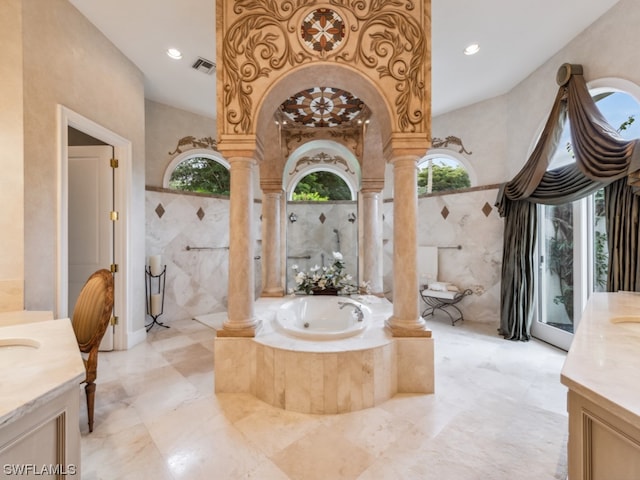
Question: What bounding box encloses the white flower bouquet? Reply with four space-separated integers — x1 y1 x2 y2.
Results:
291 252 358 295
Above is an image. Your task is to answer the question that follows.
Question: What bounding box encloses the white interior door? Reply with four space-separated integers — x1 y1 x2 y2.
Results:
68 145 114 351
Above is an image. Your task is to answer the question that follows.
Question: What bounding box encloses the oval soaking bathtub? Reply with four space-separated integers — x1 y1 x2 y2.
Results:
275 296 371 340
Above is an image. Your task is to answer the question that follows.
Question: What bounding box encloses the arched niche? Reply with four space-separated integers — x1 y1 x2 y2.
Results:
253 63 393 183
251 64 392 297
284 140 361 201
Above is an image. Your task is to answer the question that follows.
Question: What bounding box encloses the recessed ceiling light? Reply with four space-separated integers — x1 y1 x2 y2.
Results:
463 43 480 56
166 48 182 60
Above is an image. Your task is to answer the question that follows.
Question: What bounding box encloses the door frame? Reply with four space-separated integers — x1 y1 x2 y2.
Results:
57 105 133 350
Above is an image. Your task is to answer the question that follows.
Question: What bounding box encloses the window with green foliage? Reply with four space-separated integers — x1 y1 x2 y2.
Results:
169 156 230 196
417 157 471 194
292 171 352 201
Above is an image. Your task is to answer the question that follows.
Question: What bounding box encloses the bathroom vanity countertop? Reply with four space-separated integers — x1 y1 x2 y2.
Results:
0 310 53 327
0 318 85 427
561 292 640 430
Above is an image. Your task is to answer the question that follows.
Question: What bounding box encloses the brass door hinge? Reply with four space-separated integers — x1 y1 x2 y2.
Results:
110 264 118 273
110 211 119 221
110 316 118 326
110 158 119 168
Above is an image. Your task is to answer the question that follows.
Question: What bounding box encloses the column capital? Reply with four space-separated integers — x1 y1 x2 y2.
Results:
385 133 430 159
389 154 420 166
360 178 385 193
217 133 264 161
260 178 284 194
228 156 257 166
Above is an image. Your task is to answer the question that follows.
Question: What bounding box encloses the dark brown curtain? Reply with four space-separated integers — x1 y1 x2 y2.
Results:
495 64 640 341
606 177 640 291
498 199 536 340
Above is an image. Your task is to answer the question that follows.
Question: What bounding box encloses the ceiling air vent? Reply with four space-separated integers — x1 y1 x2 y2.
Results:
192 57 216 75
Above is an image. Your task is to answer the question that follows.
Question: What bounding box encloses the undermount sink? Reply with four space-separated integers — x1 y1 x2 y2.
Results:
610 316 640 333
0 337 40 348
610 315 640 323
0 338 40 360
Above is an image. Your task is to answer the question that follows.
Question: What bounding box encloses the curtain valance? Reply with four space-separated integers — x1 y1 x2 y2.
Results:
495 64 640 341
497 63 640 216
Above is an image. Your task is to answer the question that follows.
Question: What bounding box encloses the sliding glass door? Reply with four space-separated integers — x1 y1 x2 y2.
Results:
532 192 607 350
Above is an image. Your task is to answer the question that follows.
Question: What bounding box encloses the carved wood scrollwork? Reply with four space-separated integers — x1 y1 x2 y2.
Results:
221 1 427 135
281 126 362 158
430 136 472 155
289 152 356 175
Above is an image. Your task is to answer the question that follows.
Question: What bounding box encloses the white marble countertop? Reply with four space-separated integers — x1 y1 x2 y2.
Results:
561 292 640 429
0 318 85 427
0 310 53 327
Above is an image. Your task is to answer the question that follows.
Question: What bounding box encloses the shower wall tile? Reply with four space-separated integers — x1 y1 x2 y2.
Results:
147 188 503 327
383 188 503 325
146 189 262 323
285 202 358 292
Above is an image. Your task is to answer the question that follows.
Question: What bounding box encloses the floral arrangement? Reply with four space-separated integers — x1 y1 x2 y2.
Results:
291 252 359 295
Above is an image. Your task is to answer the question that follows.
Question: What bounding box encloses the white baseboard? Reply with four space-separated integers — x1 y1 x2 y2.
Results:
125 326 147 349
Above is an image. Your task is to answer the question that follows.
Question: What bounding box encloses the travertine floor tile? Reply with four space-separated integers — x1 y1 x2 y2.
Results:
82 317 568 479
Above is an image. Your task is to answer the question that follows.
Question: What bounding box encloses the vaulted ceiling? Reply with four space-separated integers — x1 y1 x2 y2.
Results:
69 0 621 120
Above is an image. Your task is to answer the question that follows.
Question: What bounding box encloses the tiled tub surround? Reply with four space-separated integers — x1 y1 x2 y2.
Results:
214 296 434 414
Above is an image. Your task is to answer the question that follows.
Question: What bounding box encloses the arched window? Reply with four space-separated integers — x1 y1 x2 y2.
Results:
417 152 472 194
291 170 352 201
549 87 640 169
163 151 230 196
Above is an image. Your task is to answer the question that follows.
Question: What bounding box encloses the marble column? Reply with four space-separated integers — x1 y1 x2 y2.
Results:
386 155 430 337
261 189 284 297
361 187 384 296
220 156 261 337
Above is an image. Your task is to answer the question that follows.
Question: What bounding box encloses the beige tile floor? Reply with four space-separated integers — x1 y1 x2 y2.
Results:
80 315 568 479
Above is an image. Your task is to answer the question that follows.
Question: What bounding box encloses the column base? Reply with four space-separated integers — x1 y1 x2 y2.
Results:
385 318 432 337
217 320 262 337
260 288 285 297
369 291 386 298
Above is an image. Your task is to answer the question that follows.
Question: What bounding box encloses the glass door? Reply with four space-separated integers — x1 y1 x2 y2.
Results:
533 199 587 350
